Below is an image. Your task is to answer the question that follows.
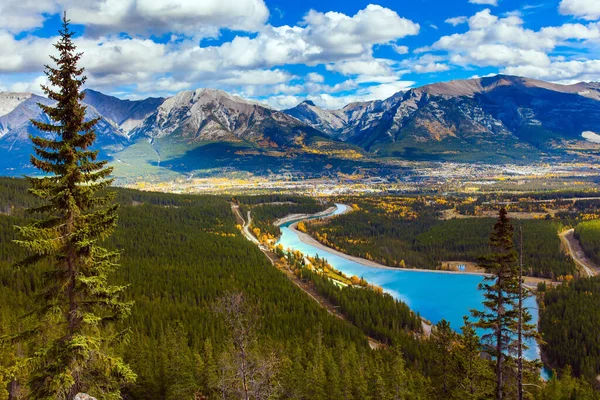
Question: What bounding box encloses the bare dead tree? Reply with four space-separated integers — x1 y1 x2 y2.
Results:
214 292 280 400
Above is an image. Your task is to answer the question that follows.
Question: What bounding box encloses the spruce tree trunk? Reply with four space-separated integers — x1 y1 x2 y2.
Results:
496 286 503 400
518 227 524 400
8 379 19 400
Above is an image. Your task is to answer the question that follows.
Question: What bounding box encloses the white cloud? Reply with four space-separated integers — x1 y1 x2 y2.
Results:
413 62 450 73
301 4 419 60
431 9 574 68
0 31 55 73
136 78 192 94
307 72 325 83
559 0 600 21
392 44 409 54
262 95 302 110
445 16 468 26
540 22 600 41
503 59 600 83
263 79 415 110
218 69 293 85
9 75 50 95
0 3 420 104
0 0 58 33
469 0 498 6
402 54 450 74
326 60 394 76
365 80 414 99
427 8 600 83
0 0 270 36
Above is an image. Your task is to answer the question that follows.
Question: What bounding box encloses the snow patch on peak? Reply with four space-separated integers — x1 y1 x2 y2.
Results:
0 92 33 117
582 131 600 143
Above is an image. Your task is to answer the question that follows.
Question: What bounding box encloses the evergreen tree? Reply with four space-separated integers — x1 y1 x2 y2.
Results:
471 208 533 400
11 13 135 399
430 319 458 397
454 317 494 400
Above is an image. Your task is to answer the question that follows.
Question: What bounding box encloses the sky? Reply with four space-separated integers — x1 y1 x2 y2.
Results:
0 0 599 109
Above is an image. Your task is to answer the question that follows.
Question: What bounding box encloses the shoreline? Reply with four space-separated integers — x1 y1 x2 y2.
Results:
277 203 549 370
290 222 493 277
273 205 338 227
284 204 556 288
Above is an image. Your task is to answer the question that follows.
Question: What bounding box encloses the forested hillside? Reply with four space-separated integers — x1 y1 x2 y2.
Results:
575 220 600 265
1 179 598 398
0 180 432 399
539 276 600 381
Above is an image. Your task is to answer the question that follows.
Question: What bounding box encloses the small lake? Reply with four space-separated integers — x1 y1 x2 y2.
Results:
277 203 543 364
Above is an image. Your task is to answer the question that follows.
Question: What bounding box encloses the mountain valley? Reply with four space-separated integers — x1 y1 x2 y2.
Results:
1 75 599 180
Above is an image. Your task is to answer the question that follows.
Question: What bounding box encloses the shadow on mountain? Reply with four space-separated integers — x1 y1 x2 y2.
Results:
157 142 391 177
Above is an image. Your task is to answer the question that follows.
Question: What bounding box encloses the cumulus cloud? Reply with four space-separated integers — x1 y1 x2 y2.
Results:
559 0 600 21
326 60 394 76
0 32 55 73
0 0 58 33
217 69 294 86
401 54 450 74
445 16 468 26
301 4 419 59
0 0 270 36
9 75 50 94
392 44 409 54
503 59 600 83
306 72 325 83
262 79 415 110
429 8 600 82
432 10 559 68
0 3 420 103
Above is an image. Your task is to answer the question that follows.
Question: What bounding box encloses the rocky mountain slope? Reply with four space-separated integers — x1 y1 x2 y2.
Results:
0 74 598 176
0 91 132 172
82 89 164 133
132 88 329 148
285 75 600 160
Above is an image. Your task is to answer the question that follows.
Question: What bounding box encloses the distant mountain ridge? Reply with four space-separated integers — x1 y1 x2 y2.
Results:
0 74 599 177
285 75 600 160
131 88 329 148
82 89 165 134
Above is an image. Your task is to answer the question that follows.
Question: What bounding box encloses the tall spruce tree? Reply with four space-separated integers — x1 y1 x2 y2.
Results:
471 208 520 400
12 13 135 399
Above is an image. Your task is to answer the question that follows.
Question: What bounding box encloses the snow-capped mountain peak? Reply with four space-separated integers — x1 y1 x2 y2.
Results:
0 92 33 118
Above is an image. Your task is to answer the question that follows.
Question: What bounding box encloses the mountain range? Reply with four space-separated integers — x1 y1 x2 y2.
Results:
1 75 599 180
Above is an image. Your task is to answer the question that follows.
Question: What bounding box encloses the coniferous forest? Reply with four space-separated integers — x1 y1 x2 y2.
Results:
539 276 600 381
575 220 600 265
2 177 600 399
0 179 431 399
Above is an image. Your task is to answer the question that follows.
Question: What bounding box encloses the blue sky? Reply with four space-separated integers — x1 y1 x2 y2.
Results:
0 0 599 108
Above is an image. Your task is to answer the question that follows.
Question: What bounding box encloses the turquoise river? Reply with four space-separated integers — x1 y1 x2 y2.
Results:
276 203 546 370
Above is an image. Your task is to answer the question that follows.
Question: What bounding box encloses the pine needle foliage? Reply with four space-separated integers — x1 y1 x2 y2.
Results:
10 13 135 400
471 208 537 400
